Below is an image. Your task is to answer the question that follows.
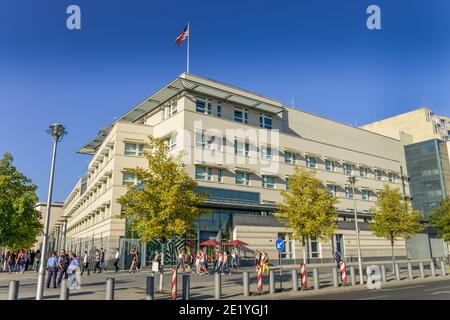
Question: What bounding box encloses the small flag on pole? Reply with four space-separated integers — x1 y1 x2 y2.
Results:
175 24 189 47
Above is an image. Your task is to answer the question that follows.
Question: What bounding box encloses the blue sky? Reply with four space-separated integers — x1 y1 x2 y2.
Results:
0 0 449 202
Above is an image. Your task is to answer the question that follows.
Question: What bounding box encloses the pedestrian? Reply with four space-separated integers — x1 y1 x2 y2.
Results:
231 249 238 270
153 250 162 273
176 249 185 272
67 252 81 289
81 251 90 276
16 250 26 274
128 248 137 273
46 251 58 289
29 249 36 271
222 251 231 275
93 249 101 273
334 249 342 268
100 248 106 272
6 251 15 273
254 250 261 272
34 250 41 272
215 251 223 273
261 250 269 273
57 249 69 287
114 248 120 272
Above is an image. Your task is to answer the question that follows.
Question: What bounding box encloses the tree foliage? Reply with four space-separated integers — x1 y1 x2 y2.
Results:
0 153 43 249
369 184 424 242
276 167 338 242
117 136 208 242
429 197 450 242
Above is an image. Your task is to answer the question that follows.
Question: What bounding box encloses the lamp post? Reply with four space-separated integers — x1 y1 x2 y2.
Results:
348 173 364 284
36 123 67 300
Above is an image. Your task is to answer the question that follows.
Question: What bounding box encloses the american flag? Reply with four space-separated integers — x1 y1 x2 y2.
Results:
175 24 189 47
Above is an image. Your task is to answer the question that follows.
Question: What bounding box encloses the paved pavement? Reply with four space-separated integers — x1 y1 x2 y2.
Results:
0 263 448 300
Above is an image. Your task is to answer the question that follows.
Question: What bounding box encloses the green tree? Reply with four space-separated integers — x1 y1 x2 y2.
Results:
276 167 338 262
0 153 43 250
117 136 208 263
429 197 450 242
369 184 424 270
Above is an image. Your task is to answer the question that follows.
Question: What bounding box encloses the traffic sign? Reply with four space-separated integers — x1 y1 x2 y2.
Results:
275 239 285 252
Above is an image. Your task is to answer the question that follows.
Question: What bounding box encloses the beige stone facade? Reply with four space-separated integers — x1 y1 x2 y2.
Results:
61 73 411 262
35 202 64 250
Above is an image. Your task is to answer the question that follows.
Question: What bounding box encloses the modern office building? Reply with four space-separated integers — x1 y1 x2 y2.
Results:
61 73 411 265
34 202 64 251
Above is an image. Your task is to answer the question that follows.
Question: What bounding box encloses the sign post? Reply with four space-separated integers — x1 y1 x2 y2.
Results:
275 239 285 292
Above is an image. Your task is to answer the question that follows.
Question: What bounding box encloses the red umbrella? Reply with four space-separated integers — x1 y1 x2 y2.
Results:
200 240 220 246
223 240 248 246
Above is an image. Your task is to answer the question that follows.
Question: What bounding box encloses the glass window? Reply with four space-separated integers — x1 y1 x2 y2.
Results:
262 175 275 189
124 143 144 156
285 152 295 164
235 171 250 185
217 103 222 117
389 173 395 183
196 98 212 114
169 133 177 150
362 190 370 200
234 108 248 123
306 156 316 168
195 166 212 181
285 178 290 190
259 114 272 129
325 160 335 171
234 140 249 156
122 172 137 185
359 166 367 177
375 170 383 180
218 169 223 183
345 187 353 199
327 185 336 196
261 146 272 160
195 133 205 149
343 163 352 175
168 100 177 117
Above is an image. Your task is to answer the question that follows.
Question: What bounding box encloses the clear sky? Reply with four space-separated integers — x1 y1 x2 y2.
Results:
0 0 449 202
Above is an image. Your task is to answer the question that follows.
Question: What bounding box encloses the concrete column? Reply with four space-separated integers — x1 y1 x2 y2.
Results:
407 263 413 280
8 281 19 300
431 261 436 277
182 274 190 300
146 276 155 300
332 267 339 288
395 264 401 281
105 278 115 300
291 269 298 291
419 262 425 278
214 272 221 300
243 272 250 297
158 268 164 293
313 268 319 290
381 265 387 283
349 266 356 286
59 279 69 300
440 259 446 277
269 270 275 294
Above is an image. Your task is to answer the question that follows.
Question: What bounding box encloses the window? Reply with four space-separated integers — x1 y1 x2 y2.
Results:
325 160 335 171
169 133 177 150
234 108 248 123
259 114 272 129
195 166 212 181
122 172 137 185
362 190 370 200
218 169 223 183
388 173 395 183
306 156 316 168
234 140 249 156
217 102 222 117
343 163 352 175
375 170 382 180
235 171 250 185
285 152 295 164
262 175 275 189
327 185 336 196
345 187 353 199
196 98 212 114
168 100 177 117
307 237 320 258
359 166 367 177
124 143 144 156
261 146 272 160
285 178 290 191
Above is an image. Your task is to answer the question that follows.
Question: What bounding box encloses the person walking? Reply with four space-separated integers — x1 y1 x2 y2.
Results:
222 251 231 275
29 250 36 271
67 253 81 289
93 249 101 273
99 248 106 273
6 251 14 274
113 248 120 272
81 251 90 276
176 249 185 272
153 250 162 273
46 251 58 289
57 250 69 287
128 248 138 273
334 249 342 269
34 250 41 272
254 249 261 272
16 250 26 274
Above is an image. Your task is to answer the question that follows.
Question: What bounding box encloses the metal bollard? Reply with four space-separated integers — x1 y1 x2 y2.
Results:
313 268 319 290
243 272 250 297
395 264 401 281
8 280 19 300
158 272 164 293
419 262 425 278
146 276 155 300
60 279 69 300
214 272 221 300
349 266 356 286
407 263 413 280
381 265 387 283
431 261 436 277
332 267 339 288
440 259 446 277
291 269 298 291
105 278 115 300
269 270 275 294
182 274 190 300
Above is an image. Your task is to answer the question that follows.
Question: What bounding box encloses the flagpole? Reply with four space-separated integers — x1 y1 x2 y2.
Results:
187 22 190 73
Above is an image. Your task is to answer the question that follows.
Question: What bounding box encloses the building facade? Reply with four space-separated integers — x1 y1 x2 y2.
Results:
35 202 64 251
61 73 411 265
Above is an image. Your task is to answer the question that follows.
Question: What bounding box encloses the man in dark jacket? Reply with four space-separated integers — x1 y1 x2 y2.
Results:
57 250 70 287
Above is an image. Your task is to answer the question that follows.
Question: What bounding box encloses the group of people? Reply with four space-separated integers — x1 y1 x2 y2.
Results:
1 249 41 273
172 247 240 276
254 249 269 273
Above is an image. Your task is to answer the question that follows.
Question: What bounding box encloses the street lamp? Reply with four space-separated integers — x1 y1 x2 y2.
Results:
36 123 67 300
348 173 364 284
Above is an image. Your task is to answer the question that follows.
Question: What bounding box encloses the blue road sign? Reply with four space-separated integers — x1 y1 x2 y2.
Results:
275 239 285 252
